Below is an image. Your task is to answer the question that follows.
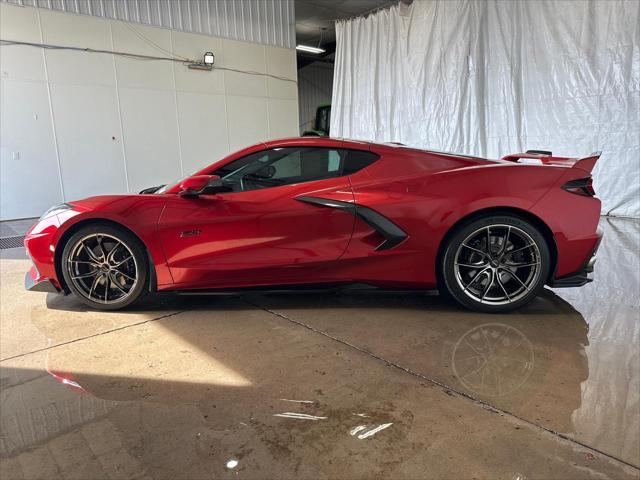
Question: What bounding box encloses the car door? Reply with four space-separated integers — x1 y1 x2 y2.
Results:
158 147 355 289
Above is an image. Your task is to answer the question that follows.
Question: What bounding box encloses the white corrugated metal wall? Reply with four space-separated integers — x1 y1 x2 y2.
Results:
0 1 298 220
0 0 295 48
298 62 333 134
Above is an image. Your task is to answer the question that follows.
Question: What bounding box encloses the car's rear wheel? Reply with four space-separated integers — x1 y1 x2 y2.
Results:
61 224 148 310
441 215 551 313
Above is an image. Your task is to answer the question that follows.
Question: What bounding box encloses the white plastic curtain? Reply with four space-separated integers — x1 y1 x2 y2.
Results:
331 0 640 218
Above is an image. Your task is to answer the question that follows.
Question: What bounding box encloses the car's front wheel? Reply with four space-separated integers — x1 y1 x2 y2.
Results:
61 224 148 310
441 215 551 313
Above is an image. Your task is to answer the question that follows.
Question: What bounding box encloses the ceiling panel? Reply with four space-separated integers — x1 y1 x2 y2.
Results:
295 0 395 46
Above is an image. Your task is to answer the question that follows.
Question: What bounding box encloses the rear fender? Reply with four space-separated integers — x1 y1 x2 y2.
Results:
348 164 564 286
531 168 602 278
423 164 566 232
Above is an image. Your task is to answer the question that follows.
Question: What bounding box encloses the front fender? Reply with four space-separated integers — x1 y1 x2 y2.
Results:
54 195 174 286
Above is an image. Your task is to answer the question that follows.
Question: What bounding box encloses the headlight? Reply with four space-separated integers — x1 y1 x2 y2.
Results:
40 203 73 220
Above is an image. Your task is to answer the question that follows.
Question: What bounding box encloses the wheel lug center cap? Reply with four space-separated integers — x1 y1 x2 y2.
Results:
490 259 500 268
100 264 110 272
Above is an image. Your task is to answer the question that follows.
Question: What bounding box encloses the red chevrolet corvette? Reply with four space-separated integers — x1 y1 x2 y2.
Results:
24 137 602 313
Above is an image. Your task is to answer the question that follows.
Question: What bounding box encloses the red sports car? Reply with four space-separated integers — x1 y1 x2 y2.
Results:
24 137 602 313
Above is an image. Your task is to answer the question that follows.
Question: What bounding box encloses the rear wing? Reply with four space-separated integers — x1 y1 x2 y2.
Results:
501 150 601 173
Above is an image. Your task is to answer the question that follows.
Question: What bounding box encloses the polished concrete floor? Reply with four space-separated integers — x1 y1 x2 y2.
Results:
0 217 638 479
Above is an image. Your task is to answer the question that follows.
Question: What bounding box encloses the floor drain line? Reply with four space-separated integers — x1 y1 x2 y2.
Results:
246 299 639 472
0 235 25 249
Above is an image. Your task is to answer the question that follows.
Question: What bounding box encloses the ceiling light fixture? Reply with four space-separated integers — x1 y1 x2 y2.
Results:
296 45 325 54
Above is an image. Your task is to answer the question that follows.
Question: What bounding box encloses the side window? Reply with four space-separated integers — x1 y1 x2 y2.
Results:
271 151 301 179
213 147 345 193
213 151 269 178
343 150 380 175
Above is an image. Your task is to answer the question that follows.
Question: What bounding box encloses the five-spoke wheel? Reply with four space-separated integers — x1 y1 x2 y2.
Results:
441 215 550 312
61 224 148 310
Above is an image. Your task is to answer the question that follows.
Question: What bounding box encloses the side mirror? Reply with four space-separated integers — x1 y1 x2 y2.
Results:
178 175 222 198
205 175 225 192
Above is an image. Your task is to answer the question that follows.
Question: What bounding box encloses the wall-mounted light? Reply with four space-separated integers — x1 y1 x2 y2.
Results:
296 45 325 54
188 51 215 71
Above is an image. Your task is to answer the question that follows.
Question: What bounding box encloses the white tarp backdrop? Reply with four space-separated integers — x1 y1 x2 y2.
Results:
331 0 640 218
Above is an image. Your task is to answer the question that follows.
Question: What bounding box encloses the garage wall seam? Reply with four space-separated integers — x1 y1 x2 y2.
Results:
219 43 231 153
37 8 65 203
264 46 271 140
109 19 131 192
246 299 640 472
169 30 185 177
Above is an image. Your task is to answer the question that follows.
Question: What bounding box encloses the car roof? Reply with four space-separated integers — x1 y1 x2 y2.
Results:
263 136 371 150
262 137 489 161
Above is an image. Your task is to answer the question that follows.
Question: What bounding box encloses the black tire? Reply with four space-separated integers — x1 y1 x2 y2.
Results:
61 223 148 310
441 215 551 313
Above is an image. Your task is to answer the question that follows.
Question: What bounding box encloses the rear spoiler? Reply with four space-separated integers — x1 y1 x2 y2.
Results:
501 150 601 173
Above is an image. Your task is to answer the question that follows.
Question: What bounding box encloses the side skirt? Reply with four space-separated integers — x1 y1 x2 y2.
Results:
160 283 438 297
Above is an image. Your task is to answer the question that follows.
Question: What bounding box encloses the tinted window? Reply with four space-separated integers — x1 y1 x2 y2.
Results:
343 150 379 175
213 147 345 193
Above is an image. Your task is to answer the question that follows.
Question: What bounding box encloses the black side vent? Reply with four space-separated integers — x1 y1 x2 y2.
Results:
296 196 408 251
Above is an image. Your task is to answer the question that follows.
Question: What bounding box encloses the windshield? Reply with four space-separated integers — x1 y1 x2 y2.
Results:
154 181 178 194
153 171 198 194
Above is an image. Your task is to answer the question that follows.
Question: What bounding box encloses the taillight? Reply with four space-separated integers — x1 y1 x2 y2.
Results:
562 177 595 197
